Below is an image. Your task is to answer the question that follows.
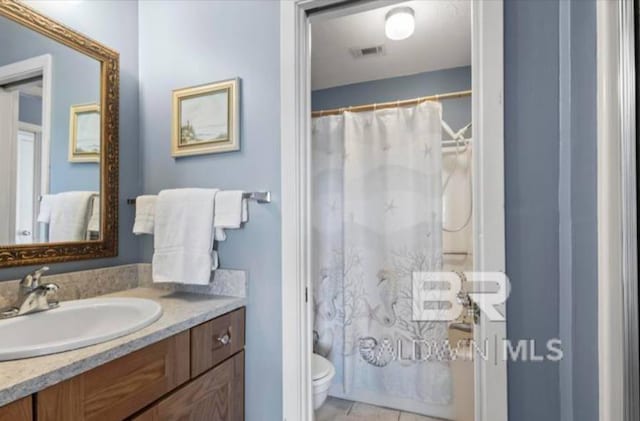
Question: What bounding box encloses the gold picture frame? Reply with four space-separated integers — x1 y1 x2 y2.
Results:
69 103 101 163
172 78 239 157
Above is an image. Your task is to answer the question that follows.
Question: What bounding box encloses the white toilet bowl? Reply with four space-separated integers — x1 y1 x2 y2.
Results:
312 353 335 410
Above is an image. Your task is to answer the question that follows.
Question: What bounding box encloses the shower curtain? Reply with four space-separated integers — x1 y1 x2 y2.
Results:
312 101 452 417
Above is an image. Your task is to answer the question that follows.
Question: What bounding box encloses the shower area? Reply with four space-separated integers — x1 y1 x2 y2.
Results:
310 3 473 419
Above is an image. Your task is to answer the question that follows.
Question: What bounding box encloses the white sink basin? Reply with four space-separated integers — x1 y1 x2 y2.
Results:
0 297 162 361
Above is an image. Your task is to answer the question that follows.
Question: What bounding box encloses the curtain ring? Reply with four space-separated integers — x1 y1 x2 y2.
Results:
374 103 377 111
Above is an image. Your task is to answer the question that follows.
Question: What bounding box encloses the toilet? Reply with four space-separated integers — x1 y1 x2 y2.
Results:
312 353 335 410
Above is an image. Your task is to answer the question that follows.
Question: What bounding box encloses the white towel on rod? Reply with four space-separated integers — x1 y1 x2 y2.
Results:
213 190 248 241
152 188 218 285
86 196 100 233
49 191 97 242
37 194 55 223
133 195 157 235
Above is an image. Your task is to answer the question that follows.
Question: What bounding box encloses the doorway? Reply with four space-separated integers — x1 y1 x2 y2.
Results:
0 55 51 246
310 2 472 419
281 1 506 421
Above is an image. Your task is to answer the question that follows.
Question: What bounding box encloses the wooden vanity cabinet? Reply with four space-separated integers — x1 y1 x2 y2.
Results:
29 307 246 421
37 331 191 421
0 396 31 421
132 351 244 421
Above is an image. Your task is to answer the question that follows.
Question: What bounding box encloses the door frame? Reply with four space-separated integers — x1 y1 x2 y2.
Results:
0 54 52 200
596 1 640 420
280 1 506 420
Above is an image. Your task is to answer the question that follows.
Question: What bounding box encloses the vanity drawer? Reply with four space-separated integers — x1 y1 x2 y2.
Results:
0 396 31 421
132 350 244 421
37 331 190 421
191 308 245 377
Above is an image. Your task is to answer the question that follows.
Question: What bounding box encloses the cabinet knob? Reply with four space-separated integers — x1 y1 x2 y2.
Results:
217 332 231 346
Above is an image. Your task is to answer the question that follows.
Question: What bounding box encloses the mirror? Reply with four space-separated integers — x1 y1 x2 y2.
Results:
0 1 119 267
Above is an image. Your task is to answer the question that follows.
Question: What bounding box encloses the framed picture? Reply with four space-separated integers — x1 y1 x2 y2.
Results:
172 78 240 157
68 103 100 163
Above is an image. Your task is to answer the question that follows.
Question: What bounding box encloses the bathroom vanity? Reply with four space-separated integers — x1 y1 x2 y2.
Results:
39 308 244 421
0 266 247 421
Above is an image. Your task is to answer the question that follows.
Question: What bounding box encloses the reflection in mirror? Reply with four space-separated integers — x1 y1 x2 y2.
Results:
0 14 101 246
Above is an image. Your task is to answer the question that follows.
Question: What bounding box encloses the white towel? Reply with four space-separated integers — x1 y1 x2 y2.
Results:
133 195 157 235
49 191 96 242
86 196 100 233
213 191 248 241
37 194 55 223
152 188 218 285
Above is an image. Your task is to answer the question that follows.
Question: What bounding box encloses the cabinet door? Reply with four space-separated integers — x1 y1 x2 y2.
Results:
0 396 31 421
37 331 190 421
133 350 244 421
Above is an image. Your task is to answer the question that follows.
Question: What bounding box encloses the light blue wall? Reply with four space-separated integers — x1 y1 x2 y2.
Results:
312 66 471 139
18 93 42 126
568 1 598 420
137 1 281 420
505 1 560 419
0 0 141 281
505 1 598 421
0 15 100 193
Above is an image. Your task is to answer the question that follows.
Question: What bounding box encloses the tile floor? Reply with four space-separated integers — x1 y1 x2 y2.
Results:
315 397 444 421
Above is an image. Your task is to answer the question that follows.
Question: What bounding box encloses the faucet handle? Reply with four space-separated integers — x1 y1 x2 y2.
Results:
20 266 50 291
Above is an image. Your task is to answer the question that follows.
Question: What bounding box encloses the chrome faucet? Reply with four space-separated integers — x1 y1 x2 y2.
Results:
0 267 59 319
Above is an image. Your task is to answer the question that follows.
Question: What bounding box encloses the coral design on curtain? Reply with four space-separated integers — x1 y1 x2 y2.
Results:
312 102 452 416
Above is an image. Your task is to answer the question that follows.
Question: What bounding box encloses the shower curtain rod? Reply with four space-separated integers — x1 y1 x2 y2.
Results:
311 89 472 117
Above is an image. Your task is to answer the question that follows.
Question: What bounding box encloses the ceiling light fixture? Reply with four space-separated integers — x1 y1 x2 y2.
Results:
385 6 415 41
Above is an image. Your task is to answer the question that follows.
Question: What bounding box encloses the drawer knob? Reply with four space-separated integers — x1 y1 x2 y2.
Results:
217 332 231 346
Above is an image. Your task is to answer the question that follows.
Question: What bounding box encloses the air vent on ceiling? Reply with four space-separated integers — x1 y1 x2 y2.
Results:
349 45 386 59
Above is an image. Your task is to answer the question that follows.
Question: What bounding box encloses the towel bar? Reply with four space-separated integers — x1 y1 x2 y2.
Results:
126 191 271 205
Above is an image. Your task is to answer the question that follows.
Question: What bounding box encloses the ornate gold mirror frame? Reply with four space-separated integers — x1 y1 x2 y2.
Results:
0 0 119 267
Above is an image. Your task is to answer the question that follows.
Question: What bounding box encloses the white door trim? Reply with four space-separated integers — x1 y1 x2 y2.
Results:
281 2 314 420
18 121 43 134
0 54 52 196
470 2 507 421
597 1 639 420
281 2 506 420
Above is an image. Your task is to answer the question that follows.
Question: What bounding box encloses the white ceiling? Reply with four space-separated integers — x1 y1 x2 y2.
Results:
311 0 471 90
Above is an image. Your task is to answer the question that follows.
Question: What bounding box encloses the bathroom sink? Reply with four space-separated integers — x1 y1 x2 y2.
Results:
0 297 162 361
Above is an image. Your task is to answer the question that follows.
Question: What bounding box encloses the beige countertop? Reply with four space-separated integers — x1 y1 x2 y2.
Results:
0 287 246 407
